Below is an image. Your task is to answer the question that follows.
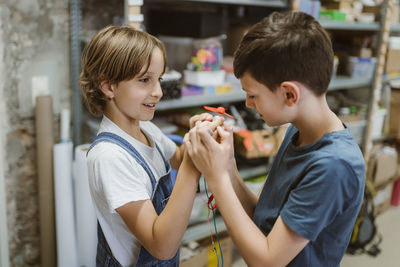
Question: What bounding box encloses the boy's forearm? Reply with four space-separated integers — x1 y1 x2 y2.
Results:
230 167 258 217
211 174 271 266
170 144 185 170
151 157 200 258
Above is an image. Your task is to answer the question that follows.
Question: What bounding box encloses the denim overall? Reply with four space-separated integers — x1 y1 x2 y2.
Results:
89 132 179 267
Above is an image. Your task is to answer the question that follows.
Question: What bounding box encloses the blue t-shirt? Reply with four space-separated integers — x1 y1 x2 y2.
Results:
253 124 365 267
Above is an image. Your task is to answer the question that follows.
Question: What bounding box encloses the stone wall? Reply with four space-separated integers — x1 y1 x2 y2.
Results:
0 0 124 265
0 0 70 266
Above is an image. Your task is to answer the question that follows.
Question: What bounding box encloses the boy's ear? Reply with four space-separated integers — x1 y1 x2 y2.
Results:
99 78 115 100
280 81 300 107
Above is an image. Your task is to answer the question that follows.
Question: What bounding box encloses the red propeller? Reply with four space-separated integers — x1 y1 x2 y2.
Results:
203 105 235 119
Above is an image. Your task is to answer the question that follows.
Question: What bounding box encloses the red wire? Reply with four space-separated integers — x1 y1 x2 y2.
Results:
200 194 215 245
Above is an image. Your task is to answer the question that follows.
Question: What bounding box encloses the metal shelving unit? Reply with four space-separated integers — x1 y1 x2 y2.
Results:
146 0 287 7
320 20 380 31
328 76 372 91
157 76 373 111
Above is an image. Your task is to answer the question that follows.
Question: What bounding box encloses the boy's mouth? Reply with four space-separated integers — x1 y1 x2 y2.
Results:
143 103 156 109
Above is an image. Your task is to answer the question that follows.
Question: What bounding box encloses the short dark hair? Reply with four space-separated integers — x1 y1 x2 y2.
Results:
234 11 333 95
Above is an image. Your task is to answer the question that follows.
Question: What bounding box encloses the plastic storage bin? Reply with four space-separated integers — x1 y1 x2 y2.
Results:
345 120 367 144
347 57 377 77
159 35 193 73
184 69 225 86
371 108 386 139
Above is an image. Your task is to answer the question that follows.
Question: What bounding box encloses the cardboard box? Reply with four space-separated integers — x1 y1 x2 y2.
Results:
233 125 289 159
362 5 381 22
234 129 276 159
366 145 398 187
390 87 400 138
352 47 373 58
206 235 233 267
391 4 399 25
324 1 352 11
180 246 208 267
385 49 400 73
373 181 394 216
180 235 233 267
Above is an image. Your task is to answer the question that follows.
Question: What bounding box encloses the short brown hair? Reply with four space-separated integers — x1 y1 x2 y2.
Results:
234 11 333 95
79 25 167 116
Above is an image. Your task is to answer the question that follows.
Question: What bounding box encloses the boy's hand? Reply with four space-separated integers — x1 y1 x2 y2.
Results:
189 112 223 129
184 122 234 191
180 144 201 178
179 114 225 176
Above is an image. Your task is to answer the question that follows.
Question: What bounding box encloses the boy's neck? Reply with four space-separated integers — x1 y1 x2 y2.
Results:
292 96 344 147
104 111 151 147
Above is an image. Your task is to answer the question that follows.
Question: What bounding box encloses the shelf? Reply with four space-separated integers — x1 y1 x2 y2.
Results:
383 74 400 83
182 216 226 244
320 21 380 31
391 24 400 32
146 0 287 7
157 76 372 111
239 164 269 179
373 135 388 142
328 76 372 91
157 90 246 111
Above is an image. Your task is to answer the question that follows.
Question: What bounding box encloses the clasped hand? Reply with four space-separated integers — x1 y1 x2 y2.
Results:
184 114 235 190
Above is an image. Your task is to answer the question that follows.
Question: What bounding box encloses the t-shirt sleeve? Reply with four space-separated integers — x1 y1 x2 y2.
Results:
91 143 152 213
280 158 355 241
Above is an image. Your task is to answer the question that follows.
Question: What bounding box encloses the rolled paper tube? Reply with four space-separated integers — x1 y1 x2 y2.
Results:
53 141 78 267
35 95 56 267
74 144 97 267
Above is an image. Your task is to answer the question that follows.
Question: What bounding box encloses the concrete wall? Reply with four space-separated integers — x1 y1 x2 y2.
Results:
0 1 70 266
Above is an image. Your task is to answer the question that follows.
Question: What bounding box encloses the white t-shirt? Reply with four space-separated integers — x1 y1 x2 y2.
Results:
87 116 176 266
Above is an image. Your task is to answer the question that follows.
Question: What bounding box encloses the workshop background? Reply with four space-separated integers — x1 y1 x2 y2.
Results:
0 0 400 266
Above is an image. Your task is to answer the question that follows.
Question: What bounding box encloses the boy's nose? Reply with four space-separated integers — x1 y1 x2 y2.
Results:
151 82 163 99
245 97 254 108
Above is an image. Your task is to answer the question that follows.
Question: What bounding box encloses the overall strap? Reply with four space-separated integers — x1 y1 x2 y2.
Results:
88 132 157 188
154 143 170 174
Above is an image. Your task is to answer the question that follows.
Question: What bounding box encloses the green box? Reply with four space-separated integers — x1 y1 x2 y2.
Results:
319 10 347 21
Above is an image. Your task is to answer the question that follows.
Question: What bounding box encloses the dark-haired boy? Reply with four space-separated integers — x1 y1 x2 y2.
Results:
185 11 365 266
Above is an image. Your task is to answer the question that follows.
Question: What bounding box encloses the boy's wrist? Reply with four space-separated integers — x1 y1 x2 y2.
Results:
181 153 201 178
205 171 231 193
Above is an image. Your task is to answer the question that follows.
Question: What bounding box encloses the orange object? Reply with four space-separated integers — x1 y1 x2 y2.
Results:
236 129 254 150
203 105 235 118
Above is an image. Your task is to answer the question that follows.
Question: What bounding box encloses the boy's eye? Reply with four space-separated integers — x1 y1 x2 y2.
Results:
248 95 255 99
139 77 149 83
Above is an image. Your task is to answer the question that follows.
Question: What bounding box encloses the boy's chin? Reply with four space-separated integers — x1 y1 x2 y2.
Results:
143 114 155 121
262 119 281 128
